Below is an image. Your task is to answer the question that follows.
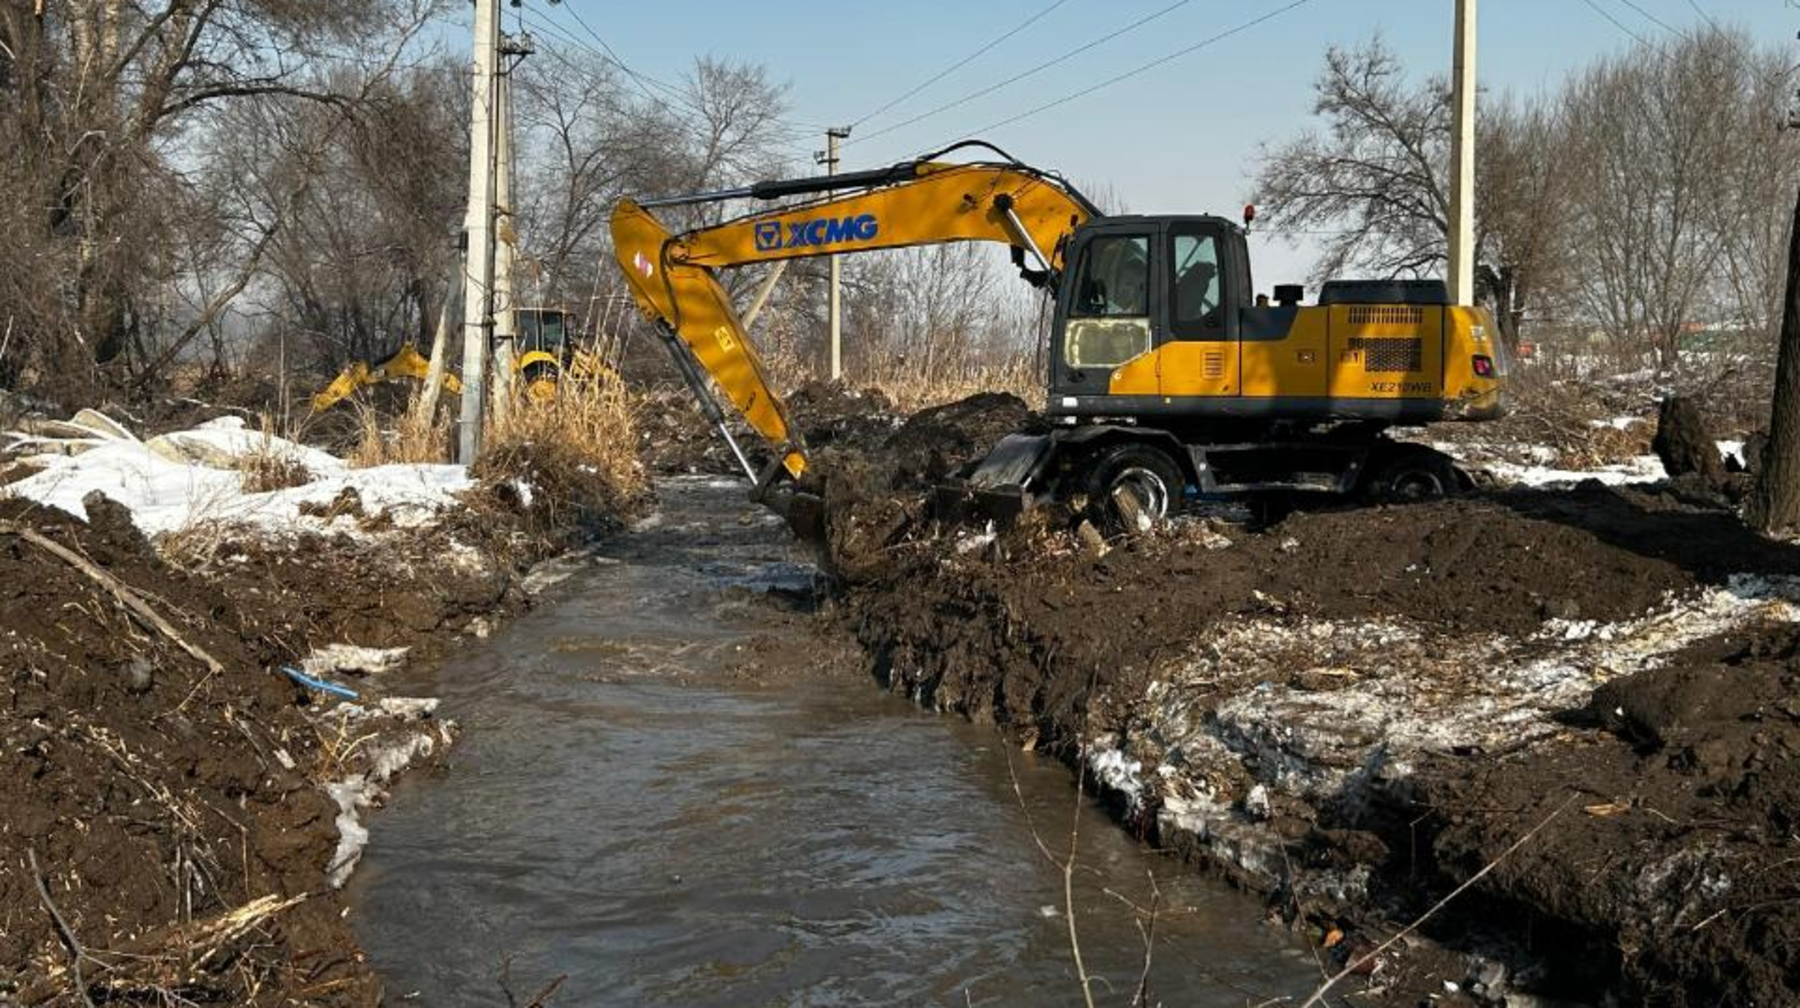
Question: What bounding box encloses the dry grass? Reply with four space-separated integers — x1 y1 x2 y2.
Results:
862 356 1044 412
346 395 452 467
472 374 648 532
236 421 315 493
759 340 1045 414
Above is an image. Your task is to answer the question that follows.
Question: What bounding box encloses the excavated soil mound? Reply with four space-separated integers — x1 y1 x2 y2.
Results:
636 380 906 477
0 495 536 1005
805 391 1036 582
784 380 901 456
0 497 377 1003
845 489 1713 738
1414 623 1800 1006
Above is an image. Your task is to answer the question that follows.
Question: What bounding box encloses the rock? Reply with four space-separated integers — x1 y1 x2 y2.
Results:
1652 396 1724 486
1076 520 1108 556
1467 957 1508 1000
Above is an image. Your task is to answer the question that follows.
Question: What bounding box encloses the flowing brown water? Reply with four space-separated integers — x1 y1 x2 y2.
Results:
352 478 1321 1006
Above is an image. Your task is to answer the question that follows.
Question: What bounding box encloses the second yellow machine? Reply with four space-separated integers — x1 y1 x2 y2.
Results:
612 141 1507 528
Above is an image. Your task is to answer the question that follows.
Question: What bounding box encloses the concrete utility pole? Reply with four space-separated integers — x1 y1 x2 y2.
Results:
1446 0 1477 306
491 32 526 432
457 0 501 464
821 126 851 381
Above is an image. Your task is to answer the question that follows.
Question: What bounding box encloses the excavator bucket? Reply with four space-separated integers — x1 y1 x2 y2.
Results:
931 432 1056 528
747 459 828 546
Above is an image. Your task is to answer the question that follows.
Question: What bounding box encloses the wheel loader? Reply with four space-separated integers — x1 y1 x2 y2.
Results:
610 141 1507 534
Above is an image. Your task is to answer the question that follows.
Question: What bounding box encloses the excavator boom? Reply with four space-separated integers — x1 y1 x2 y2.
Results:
610 145 1097 484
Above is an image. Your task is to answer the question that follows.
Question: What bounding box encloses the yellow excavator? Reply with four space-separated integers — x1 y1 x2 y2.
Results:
311 308 600 411
611 141 1506 529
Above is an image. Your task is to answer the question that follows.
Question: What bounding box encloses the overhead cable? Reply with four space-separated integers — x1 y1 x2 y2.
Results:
844 0 1199 148
851 0 1073 127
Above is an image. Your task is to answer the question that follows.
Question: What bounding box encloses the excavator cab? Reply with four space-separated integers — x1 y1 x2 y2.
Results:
1050 215 1254 412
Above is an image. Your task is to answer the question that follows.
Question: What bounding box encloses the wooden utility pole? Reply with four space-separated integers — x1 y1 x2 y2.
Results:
457 0 501 464
1447 0 1477 306
822 126 850 381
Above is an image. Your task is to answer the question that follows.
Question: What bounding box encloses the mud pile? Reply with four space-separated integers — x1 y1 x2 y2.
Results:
635 380 906 477
0 494 537 1004
1414 625 1800 1006
803 391 1036 581
808 387 1800 1005
634 386 746 476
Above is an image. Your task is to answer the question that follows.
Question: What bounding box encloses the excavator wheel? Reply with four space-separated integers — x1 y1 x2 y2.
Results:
1362 445 1462 503
1082 443 1183 534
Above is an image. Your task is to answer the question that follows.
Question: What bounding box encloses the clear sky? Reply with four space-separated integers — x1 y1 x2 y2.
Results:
509 0 1797 285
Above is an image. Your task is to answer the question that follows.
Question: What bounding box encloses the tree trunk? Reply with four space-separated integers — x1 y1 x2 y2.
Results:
1747 183 1800 532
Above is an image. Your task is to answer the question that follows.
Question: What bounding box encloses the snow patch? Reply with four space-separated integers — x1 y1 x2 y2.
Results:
321 697 453 888
1486 454 1666 488
6 413 472 537
1140 576 1800 804
301 643 410 677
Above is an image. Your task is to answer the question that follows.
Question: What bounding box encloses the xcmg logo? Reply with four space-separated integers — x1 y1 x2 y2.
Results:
752 214 879 252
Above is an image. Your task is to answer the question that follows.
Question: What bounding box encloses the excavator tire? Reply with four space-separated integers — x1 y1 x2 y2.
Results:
1081 442 1183 534
1362 445 1462 503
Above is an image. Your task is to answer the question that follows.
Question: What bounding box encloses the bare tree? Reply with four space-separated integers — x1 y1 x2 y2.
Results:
1249 38 1564 348
1560 30 1743 369
1473 94 1573 346
1252 39 1452 284
0 0 446 400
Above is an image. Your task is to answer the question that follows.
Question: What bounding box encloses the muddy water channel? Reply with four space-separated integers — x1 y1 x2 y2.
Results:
354 478 1319 1006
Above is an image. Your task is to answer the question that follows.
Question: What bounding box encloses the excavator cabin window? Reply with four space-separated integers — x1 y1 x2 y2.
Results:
517 310 568 356
1065 234 1152 369
1170 232 1225 339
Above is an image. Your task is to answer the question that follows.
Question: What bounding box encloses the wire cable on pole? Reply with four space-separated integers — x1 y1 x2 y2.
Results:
1577 0 1660 50
537 4 829 134
1613 0 1691 40
912 0 1321 151
851 0 1073 128
844 0 1199 149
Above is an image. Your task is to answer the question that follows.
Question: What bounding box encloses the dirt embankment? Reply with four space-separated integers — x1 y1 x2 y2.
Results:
811 393 1800 1006
0 490 559 1005
636 379 905 477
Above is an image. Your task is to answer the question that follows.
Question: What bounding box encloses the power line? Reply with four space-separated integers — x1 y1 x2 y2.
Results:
1681 0 1721 32
851 0 1073 128
1577 0 1659 49
1613 0 1691 40
540 4 828 133
510 5 820 153
844 0 1200 149
522 35 815 157
947 0 1322 146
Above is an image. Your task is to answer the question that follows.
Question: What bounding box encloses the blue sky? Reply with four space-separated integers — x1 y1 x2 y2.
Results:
508 0 1797 284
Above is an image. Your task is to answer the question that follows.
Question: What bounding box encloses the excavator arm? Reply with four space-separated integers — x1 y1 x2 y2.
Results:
610 143 1097 487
